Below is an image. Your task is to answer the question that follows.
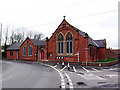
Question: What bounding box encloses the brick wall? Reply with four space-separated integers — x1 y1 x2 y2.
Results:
106 49 118 59
47 19 88 62
19 38 38 61
98 48 106 61
7 50 18 60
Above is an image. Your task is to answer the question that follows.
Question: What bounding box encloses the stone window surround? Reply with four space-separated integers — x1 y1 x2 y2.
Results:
56 31 73 56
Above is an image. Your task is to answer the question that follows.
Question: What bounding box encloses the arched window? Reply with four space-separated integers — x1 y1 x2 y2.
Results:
90 47 91 57
23 46 26 56
66 32 73 54
29 46 32 56
58 33 64 54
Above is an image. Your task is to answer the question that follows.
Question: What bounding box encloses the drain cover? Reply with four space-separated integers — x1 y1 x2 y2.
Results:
67 82 69 85
77 82 86 86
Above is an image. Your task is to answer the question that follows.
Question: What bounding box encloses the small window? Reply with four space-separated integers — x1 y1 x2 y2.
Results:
23 46 26 56
29 46 32 56
10 51 13 56
27 41 29 43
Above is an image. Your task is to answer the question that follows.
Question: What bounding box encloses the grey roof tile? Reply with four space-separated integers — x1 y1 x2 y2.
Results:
94 40 104 47
71 25 86 37
88 37 99 47
7 39 46 50
71 25 100 47
30 39 46 46
6 42 23 50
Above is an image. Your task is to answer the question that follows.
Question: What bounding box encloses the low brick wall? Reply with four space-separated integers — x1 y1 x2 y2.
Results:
72 60 119 66
5 58 119 67
41 59 119 66
106 49 118 59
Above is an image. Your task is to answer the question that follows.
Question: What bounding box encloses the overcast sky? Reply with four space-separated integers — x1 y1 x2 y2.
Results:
0 0 119 49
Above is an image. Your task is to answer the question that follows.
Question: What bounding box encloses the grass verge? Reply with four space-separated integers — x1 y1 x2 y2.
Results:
94 58 118 63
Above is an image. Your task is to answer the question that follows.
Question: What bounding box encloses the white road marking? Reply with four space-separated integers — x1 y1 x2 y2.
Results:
108 68 117 70
65 73 74 89
77 74 81 76
53 65 57 68
106 74 118 78
45 64 65 88
78 73 106 80
73 66 77 72
92 68 100 72
60 66 67 71
82 67 89 72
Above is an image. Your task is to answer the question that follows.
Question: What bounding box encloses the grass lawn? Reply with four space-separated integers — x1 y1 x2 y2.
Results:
94 58 118 63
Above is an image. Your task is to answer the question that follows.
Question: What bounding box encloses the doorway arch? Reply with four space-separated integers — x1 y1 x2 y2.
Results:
40 49 45 60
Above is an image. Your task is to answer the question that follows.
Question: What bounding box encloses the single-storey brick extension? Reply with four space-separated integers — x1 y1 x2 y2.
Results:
6 17 118 63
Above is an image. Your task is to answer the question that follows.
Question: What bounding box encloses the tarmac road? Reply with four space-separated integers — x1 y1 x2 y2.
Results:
0 60 119 89
1 60 60 88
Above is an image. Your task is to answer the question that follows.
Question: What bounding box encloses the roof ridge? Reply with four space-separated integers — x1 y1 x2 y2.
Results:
70 25 85 33
94 39 104 41
30 39 45 41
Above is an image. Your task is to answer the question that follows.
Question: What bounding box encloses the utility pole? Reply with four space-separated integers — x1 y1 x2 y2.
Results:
0 23 2 60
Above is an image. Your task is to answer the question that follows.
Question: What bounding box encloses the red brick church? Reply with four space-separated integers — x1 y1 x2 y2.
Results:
7 17 109 63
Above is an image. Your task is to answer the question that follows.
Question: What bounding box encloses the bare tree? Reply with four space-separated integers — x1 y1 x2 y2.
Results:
5 26 9 44
21 31 25 42
10 30 15 45
14 33 23 42
34 32 44 40
27 31 33 39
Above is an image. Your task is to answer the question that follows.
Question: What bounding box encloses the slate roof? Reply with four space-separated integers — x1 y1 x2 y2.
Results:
6 42 23 50
88 37 99 47
94 40 104 47
71 25 104 47
30 39 46 46
71 25 86 37
7 39 46 50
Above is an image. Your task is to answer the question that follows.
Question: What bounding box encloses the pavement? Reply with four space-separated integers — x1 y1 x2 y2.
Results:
0 59 120 89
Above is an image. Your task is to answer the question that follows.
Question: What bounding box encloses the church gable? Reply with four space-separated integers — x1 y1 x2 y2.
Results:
49 18 83 42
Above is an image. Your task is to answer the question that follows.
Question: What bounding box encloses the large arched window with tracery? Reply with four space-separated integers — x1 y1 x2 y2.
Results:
58 33 64 54
66 32 73 54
